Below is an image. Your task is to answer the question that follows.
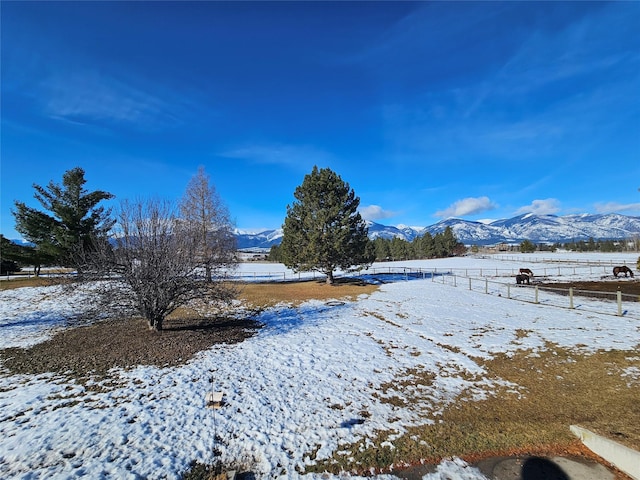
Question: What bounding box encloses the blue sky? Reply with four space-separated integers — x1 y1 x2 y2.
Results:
2 1 639 239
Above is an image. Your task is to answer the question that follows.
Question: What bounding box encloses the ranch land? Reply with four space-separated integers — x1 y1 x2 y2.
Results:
0 253 639 479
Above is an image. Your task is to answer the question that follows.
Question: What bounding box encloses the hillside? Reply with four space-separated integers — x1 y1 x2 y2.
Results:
235 213 640 248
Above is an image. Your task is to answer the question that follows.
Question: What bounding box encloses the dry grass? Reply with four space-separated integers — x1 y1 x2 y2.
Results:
0 269 76 291
306 343 640 475
236 278 378 308
0 276 57 290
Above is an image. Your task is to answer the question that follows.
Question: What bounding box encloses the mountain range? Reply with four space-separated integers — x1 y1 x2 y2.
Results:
235 213 640 249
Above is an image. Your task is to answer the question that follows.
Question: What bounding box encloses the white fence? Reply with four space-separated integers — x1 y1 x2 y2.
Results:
231 264 632 282
437 272 639 318
4 263 638 319
230 264 640 319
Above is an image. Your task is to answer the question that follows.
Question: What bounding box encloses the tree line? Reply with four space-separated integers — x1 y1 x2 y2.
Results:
516 238 639 254
269 225 465 263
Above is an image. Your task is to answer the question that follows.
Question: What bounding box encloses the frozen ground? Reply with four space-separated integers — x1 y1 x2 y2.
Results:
0 253 639 479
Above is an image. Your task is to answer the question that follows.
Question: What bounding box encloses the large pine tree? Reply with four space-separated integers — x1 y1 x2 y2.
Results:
280 166 373 284
13 167 114 269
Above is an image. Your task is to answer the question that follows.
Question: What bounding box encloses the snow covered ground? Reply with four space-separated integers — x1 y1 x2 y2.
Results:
0 253 638 479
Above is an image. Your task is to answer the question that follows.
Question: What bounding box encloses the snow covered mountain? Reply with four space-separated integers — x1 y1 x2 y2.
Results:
424 213 640 245
235 213 640 248
364 221 423 241
234 229 283 249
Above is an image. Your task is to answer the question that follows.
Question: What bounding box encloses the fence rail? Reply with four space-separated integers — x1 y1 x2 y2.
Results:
4 265 638 319
480 255 638 266
230 266 639 318
386 268 640 319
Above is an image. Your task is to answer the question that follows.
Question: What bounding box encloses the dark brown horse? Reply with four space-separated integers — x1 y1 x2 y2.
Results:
613 266 634 278
519 268 534 277
516 274 530 285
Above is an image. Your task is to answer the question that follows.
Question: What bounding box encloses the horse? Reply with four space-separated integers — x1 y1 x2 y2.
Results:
519 268 534 277
613 266 634 278
516 274 530 285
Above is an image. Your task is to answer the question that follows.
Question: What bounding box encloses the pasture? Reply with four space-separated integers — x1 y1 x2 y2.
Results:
0 253 638 479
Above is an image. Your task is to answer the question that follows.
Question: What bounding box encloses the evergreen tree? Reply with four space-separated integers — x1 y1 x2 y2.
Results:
0 235 48 275
268 244 282 262
12 167 114 269
519 239 536 253
390 236 409 260
373 237 391 261
280 166 373 284
440 226 460 255
415 232 435 258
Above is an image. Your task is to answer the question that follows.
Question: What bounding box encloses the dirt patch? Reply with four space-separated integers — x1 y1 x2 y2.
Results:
536 279 640 299
0 316 261 379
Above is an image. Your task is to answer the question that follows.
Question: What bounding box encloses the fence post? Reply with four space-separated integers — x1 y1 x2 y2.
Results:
569 287 574 309
535 285 539 304
469 278 472 290
485 278 488 294
617 289 622 316
507 284 511 299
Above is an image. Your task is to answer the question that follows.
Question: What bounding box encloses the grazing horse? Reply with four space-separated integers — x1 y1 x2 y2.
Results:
613 266 634 278
519 268 534 277
516 274 530 285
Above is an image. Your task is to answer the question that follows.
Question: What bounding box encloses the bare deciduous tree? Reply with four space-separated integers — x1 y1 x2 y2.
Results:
180 166 237 282
80 197 237 331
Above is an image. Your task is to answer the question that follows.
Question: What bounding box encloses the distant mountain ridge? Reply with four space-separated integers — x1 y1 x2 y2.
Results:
235 213 640 248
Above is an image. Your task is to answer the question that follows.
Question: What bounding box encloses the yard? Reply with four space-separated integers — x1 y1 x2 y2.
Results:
0 253 638 479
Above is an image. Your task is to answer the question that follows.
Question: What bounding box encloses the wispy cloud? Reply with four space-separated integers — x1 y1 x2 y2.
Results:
219 143 335 172
594 202 640 214
359 204 398 221
515 199 561 216
435 196 497 219
43 70 182 130
373 1 640 172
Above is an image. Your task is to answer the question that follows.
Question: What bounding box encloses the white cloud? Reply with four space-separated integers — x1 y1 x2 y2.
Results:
515 198 561 215
359 204 397 221
220 143 334 171
435 196 497 218
594 202 640 214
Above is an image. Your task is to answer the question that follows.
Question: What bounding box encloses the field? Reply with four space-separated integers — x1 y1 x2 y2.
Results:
0 253 639 479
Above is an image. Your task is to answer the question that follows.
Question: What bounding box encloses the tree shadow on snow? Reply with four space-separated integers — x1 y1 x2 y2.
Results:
258 301 352 337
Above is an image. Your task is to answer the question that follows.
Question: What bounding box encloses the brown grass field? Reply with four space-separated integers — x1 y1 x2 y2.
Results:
0 277 637 477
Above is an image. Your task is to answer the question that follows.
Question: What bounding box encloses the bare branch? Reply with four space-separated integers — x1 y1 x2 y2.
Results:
77 197 237 331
